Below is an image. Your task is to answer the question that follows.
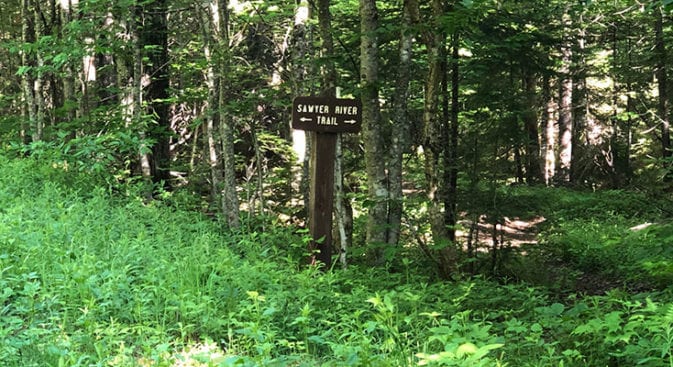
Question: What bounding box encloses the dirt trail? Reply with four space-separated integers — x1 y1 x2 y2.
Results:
456 215 546 249
454 215 652 295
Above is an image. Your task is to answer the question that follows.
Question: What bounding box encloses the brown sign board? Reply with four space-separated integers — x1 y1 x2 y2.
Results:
292 96 362 133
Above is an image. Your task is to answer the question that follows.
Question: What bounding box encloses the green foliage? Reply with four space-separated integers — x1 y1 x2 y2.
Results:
542 219 673 288
415 310 504 366
2 156 673 366
457 185 673 290
509 186 673 289
6 129 151 193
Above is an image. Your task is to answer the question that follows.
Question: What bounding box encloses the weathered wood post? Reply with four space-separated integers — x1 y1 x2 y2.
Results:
292 96 362 268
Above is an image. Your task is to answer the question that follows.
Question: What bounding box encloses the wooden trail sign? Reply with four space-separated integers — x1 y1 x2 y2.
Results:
292 96 362 133
292 96 362 267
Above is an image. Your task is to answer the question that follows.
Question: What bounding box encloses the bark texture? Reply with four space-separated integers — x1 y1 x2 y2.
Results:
655 7 671 178
421 0 456 278
388 0 419 248
360 0 388 254
557 9 573 185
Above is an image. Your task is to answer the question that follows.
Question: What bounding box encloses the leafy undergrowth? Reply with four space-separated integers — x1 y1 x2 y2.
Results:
501 186 673 293
2 156 673 366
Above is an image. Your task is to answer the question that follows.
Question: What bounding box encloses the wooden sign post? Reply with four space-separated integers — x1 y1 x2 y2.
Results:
292 96 362 267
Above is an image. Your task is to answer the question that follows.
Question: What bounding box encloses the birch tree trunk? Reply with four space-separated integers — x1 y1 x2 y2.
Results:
422 0 446 243
388 0 418 248
334 135 350 268
360 0 389 260
542 74 556 185
196 0 239 227
200 2 223 210
421 0 456 278
215 0 240 228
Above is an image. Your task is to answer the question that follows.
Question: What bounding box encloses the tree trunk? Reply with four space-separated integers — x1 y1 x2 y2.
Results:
97 9 116 106
334 135 351 268
80 35 97 120
215 0 240 228
317 0 336 96
574 7 593 185
557 9 573 185
655 6 671 179
116 6 136 132
249 117 265 222
541 74 556 185
523 71 542 183
21 0 36 143
118 4 148 179
289 0 311 222
608 22 620 187
200 3 223 211
59 0 76 129
514 146 524 183
422 12 445 244
444 32 459 243
360 0 388 258
388 0 419 247
624 27 634 184
219 95 240 228
139 0 171 186
421 0 455 278
33 0 45 141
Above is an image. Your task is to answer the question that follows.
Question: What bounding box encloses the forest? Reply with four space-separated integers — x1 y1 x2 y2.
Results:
2 0 673 365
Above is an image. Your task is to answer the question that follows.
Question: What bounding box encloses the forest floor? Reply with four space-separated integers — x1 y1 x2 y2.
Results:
456 214 647 295
456 215 546 249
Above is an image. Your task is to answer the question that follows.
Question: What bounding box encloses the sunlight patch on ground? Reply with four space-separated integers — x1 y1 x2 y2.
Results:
630 222 654 231
137 341 227 367
173 342 226 366
456 215 546 250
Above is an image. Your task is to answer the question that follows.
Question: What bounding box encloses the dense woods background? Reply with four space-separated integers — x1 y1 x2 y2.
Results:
2 0 673 365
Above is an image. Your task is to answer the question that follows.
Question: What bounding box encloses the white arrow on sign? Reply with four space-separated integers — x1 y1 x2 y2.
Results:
300 117 313 122
344 119 356 124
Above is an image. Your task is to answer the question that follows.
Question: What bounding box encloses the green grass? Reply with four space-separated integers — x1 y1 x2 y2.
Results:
2 155 673 366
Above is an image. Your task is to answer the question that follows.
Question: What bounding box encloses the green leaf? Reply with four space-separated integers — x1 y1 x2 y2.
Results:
471 343 505 360
262 306 276 317
456 342 478 357
549 302 565 316
16 65 31 76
